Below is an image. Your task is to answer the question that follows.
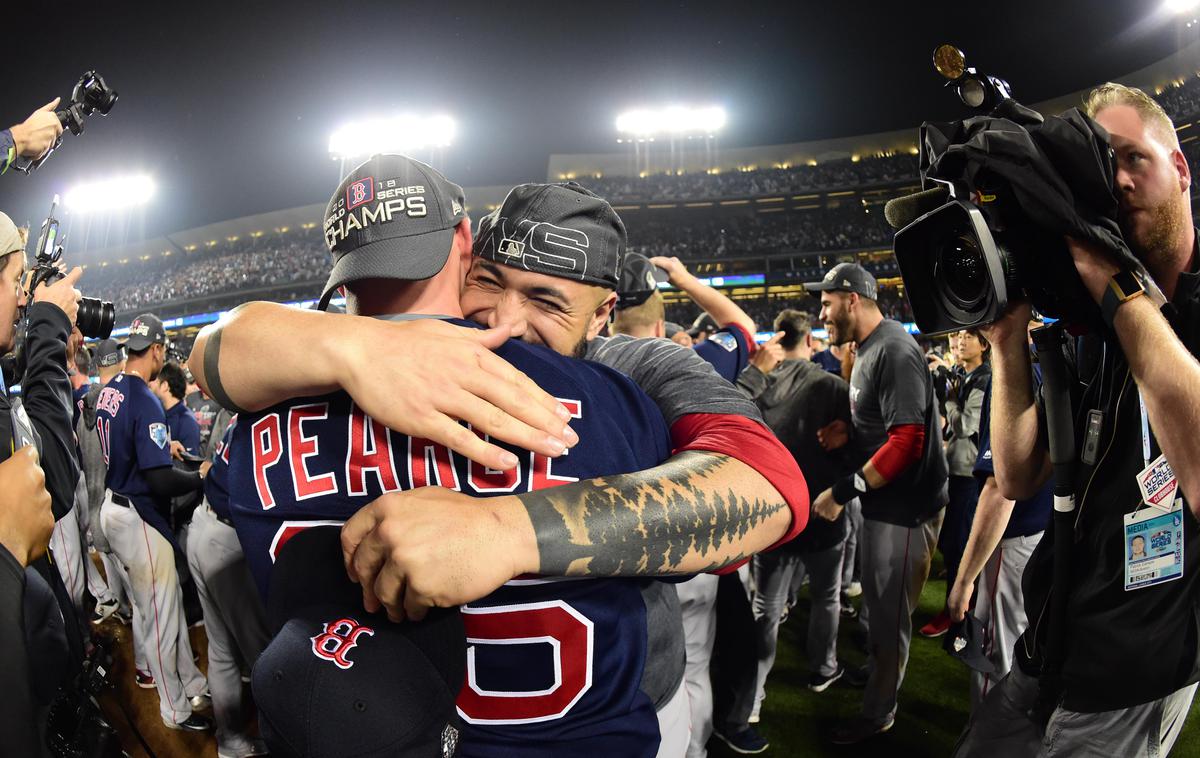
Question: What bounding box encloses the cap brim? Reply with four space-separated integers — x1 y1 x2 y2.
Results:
123 336 154 352
802 281 840 293
318 228 455 310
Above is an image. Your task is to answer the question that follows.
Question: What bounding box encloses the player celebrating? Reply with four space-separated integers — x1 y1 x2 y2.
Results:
95 314 212 732
193 159 806 755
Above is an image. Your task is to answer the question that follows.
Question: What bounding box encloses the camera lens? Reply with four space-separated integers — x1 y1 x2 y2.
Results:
935 234 988 310
76 297 115 339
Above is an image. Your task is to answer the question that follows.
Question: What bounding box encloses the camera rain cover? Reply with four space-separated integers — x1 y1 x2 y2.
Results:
922 99 1142 280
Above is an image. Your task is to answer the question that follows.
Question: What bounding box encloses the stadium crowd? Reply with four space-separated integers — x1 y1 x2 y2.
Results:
587 153 919 201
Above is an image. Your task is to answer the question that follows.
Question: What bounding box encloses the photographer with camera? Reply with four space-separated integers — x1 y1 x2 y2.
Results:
955 83 1200 757
2 99 64 173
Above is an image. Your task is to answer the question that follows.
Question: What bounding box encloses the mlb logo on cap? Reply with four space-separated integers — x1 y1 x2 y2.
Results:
347 177 374 210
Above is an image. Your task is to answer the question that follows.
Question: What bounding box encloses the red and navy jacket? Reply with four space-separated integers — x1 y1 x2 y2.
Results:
227 320 674 757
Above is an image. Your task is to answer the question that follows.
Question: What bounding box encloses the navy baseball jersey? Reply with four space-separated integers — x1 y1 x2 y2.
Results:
165 402 201 457
204 416 237 522
94 373 176 542
72 383 88 431
694 324 754 382
227 318 673 756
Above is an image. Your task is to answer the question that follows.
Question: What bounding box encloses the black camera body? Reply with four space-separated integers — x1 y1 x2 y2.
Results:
30 198 115 340
15 71 117 173
892 174 1097 335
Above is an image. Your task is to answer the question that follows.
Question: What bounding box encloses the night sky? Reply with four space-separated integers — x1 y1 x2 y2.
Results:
0 0 1193 247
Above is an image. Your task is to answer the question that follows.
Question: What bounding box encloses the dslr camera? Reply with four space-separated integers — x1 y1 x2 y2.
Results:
29 197 115 339
886 46 1123 336
14 71 118 173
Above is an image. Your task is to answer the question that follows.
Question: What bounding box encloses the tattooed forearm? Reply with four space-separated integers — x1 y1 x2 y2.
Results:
520 451 791 577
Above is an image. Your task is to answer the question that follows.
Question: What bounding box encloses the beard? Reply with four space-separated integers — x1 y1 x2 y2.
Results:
1123 196 1187 275
826 312 854 346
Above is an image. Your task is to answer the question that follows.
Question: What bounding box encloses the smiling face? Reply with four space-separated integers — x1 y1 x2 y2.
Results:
459 257 617 358
818 290 856 346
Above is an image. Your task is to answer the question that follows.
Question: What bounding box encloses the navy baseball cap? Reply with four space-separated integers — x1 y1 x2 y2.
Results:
943 612 996 675
254 526 465 758
473 182 626 290
93 338 125 367
123 314 167 352
319 154 468 310
803 262 879 301
616 252 668 310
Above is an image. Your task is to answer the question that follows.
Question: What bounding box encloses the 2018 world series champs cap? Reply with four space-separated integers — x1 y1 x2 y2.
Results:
318 154 468 310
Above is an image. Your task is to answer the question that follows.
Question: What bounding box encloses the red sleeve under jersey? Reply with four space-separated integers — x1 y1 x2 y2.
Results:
669 413 809 574
869 423 925 481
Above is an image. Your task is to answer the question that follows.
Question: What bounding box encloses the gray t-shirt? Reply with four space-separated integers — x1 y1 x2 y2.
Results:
584 333 763 710
586 334 764 425
849 319 948 526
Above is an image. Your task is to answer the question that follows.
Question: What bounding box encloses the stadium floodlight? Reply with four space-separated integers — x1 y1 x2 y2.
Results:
1166 0 1200 13
63 174 155 213
328 114 457 160
615 105 727 137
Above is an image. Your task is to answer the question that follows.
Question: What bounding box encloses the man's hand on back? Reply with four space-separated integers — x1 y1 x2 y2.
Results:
340 487 534 622
339 318 579 472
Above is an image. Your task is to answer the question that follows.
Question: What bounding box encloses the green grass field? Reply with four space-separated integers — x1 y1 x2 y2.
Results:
706 561 1200 757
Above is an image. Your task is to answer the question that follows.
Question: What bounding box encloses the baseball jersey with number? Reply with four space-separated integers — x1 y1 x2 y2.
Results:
94 373 176 542
227 317 673 757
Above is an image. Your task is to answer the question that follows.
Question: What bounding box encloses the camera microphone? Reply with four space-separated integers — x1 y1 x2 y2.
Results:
884 186 949 230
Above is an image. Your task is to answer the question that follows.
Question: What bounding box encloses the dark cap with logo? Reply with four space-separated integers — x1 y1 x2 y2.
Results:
473 182 626 290
123 314 167 352
803 262 879 301
617 252 668 310
319 154 468 310
942 612 996 675
93 338 125 367
254 526 465 758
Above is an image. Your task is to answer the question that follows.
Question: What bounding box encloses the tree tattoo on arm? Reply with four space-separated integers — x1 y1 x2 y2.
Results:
520 451 789 576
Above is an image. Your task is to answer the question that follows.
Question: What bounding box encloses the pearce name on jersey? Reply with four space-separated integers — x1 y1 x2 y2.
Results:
226 330 674 755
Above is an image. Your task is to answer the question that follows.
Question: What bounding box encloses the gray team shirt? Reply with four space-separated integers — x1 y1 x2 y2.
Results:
586 334 764 425
585 333 764 709
849 319 948 526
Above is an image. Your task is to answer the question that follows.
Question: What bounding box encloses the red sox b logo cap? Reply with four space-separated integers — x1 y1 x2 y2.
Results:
318 154 468 310
310 617 375 669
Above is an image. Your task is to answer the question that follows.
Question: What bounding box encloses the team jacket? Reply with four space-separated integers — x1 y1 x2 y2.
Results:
227 319 673 757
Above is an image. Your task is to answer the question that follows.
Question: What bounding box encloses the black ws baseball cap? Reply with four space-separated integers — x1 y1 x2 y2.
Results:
93 338 125 367
123 313 167 352
474 182 626 290
319 154 468 310
254 526 466 758
803 262 879 301
688 312 717 338
943 612 996 675
616 252 669 310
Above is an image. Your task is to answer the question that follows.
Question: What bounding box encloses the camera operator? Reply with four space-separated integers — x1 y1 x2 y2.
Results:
2 99 64 174
956 83 1200 756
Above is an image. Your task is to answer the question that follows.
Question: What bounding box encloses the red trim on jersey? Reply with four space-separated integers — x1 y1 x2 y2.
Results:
669 413 809 574
869 423 925 482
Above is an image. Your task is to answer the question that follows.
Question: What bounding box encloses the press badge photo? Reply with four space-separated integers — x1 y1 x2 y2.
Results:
1124 499 1186 591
